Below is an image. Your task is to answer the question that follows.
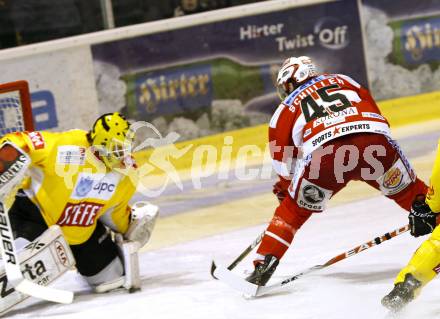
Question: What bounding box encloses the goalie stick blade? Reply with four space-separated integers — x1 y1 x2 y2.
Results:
212 261 258 297
16 280 74 304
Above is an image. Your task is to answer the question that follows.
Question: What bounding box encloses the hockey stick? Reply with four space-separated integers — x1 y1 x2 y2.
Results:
210 231 265 279
212 224 410 297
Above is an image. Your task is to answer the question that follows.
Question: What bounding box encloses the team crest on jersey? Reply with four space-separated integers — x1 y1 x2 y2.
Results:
75 176 94 197
26 132 45 150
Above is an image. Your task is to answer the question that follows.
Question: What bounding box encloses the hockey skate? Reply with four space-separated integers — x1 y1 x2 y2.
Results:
246 255 279 286
381 273 422 312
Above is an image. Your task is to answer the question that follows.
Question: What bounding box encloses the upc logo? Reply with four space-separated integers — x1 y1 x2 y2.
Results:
93 182 115 194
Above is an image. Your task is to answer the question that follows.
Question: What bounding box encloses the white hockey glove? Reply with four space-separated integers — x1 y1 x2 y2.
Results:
124 201 159 249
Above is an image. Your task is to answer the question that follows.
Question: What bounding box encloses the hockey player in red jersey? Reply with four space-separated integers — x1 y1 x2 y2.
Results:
246 56 428 285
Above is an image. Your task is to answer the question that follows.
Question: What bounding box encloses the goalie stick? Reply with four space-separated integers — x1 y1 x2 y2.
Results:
0 142 73 304
210 231 265 279
212 224 410 297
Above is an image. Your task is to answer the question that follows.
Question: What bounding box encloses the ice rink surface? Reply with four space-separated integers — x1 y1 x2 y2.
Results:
9 196 440 319
7 123 440 318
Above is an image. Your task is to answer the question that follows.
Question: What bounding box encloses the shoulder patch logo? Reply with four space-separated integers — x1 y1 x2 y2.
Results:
27 132 45 150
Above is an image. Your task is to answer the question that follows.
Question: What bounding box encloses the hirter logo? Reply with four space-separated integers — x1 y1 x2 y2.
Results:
56 202 103 227
27 132 45 150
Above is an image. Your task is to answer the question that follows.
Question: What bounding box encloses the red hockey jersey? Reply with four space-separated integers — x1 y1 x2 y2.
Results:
269 74 391 178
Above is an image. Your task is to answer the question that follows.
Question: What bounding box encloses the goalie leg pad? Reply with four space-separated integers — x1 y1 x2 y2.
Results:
0 225 75 316
116 234 141 292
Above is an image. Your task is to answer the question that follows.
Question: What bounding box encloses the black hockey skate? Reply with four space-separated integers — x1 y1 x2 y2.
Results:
246 255 279 286
381 273 422 312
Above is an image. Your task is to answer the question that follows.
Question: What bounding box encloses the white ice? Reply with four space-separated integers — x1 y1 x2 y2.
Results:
8 195 440 319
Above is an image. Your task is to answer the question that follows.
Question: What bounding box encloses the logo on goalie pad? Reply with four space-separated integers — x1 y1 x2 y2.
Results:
24 241 45 253
0 228 74 315
55 240 68 266
0 260 49 299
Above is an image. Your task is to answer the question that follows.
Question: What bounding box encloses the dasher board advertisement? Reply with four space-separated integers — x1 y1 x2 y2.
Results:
361 0 440 100
91 0 367 140
365 0 440 68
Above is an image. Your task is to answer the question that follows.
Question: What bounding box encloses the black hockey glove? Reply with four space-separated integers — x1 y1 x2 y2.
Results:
409 196 437 237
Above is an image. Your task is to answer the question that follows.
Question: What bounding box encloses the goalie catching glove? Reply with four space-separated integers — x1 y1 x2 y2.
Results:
125 201 159 249
409 195 438 237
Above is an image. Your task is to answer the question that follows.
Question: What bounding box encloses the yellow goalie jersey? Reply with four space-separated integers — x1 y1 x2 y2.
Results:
1 130 136 245
392 139 440 287
426 141 440 212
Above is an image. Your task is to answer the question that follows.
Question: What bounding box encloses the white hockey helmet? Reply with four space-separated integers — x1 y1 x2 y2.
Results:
276 56 318 100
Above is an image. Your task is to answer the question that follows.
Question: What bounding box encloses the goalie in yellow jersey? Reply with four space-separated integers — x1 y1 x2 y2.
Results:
0 112 158 294
382 140 440 312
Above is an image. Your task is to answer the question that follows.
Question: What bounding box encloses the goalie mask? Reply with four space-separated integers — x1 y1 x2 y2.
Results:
276 56 318 100
89 112 132 169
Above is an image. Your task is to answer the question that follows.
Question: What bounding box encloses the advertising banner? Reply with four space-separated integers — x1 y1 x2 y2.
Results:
392 15 440 68
361 0 440 100
92 0 367 140
0 46 99 131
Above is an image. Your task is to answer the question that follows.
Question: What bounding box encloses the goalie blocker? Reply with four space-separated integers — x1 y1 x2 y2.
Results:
0 225 75 316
